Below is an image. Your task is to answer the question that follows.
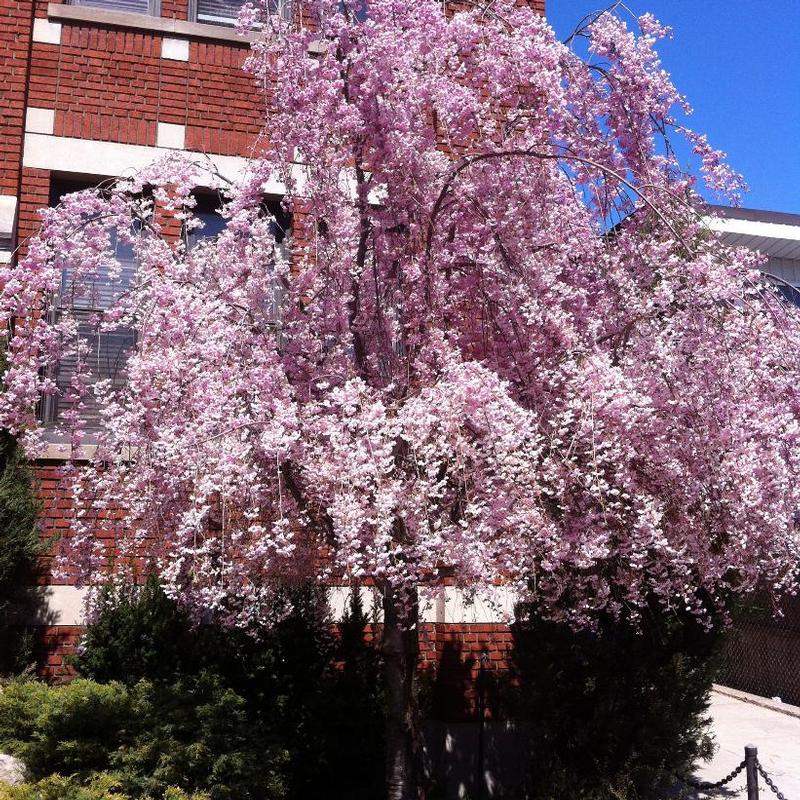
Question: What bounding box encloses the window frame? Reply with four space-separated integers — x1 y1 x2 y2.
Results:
187 0 291 28
69 0 161 17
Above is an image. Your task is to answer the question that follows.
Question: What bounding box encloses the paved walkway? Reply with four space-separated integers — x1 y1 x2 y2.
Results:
685 687 800 798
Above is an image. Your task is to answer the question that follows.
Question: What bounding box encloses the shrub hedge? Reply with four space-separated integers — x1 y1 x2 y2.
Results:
510 603 722 799
0 579 384 800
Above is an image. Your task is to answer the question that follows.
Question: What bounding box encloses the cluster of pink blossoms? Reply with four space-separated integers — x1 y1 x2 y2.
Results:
1 0 798 628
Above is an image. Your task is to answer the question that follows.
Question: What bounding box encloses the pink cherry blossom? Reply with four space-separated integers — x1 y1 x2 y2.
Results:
1 4 798 795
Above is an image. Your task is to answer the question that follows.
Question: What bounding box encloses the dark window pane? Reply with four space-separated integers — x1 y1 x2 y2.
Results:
186 195 291 246
776 283 800 308
186 193 227 246
339 0 368 21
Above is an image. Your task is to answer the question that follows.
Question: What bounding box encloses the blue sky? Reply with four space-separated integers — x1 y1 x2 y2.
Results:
546 2 800 213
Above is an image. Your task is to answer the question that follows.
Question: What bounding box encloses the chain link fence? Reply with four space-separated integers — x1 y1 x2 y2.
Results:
716 593 800 707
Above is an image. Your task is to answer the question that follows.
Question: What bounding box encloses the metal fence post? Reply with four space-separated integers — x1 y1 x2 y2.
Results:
745 745 759 800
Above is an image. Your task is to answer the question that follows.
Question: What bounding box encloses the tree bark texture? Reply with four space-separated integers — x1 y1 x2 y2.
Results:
382 584 422 800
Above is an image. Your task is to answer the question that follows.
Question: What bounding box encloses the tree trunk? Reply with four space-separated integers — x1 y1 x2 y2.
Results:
382 583 422 800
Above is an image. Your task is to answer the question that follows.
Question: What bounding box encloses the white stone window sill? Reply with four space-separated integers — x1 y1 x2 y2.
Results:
47 2 259 44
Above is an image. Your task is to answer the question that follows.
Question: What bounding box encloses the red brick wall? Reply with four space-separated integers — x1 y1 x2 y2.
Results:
185 41 264 156
0 0 33 196
36 620 515 723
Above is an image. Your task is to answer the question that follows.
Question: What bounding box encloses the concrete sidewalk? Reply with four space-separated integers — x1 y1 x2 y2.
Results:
686 687 800 798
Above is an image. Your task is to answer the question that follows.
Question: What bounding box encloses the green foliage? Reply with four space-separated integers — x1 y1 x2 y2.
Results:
0 773 130 800
70 577 200 686
510 604 722 800
0 429 40 593
52 580 384 799
0 347 42 674
0 772 208 800
0 348 42 676
0 679 130 776
0 676 287 800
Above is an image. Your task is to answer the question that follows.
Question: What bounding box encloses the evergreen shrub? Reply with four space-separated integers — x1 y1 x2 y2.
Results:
510 603 722 800
1 579 385 800
0 345 42 674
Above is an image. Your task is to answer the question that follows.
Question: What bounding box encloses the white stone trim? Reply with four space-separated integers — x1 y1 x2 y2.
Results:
161 37 190 61
425 586 517 624
26 584 517 627
0 250 13 264
0 194 18 239
22 133 291 192
328 586 383 621
40 441 99 461
32 18 62 44
28 585 89 626
25 106 56 135
156 122 186 149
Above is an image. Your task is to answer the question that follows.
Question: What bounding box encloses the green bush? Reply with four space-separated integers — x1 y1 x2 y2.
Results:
0 429 41 598
0 347 42 675
72 579 385 799
0 679 130 777
0 677 287 800
0 773 207 800
510 603 722 800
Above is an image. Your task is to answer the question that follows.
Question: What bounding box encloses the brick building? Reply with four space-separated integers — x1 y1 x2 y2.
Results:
1 2 544 791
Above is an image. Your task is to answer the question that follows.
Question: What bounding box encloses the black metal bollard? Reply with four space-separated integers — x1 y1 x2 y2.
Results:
745 745 759 800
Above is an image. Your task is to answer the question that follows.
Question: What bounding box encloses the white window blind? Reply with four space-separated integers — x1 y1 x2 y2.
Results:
194 0 290 26
44 180 139 432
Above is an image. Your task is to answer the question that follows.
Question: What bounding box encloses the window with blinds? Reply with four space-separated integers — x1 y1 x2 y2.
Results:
42 180 139 433
70 0 159 16
193 0 290 26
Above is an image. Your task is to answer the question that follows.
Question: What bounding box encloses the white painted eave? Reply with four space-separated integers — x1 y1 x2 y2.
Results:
706 215 800 260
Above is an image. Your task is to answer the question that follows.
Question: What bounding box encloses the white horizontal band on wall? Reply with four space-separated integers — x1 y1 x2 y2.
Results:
22 133 298 193
23 585 518 627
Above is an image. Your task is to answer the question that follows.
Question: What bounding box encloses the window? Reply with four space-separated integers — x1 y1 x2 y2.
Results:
192 0 290 27
69 0 160 15
765 256 800 309
775 283 800 308
186 192 291 322
339 0 368 22
186 192 290 246
42 179 138 433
